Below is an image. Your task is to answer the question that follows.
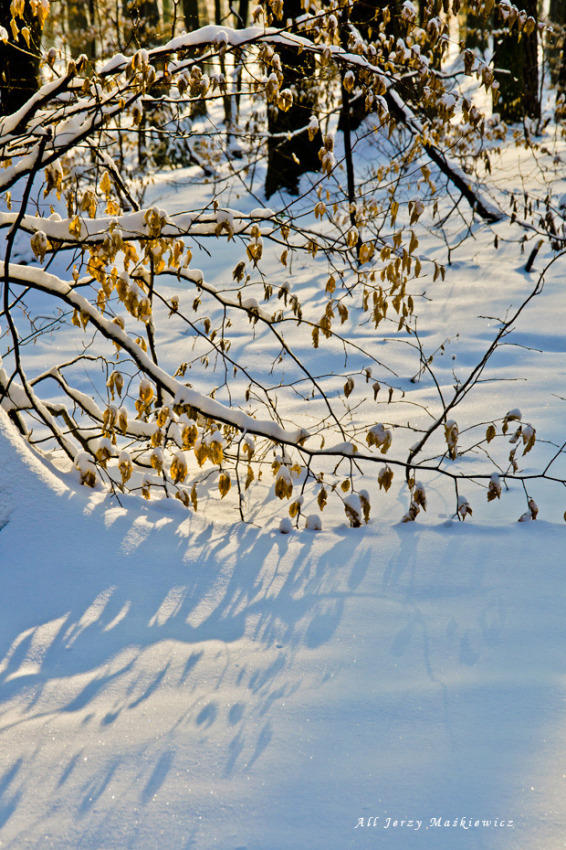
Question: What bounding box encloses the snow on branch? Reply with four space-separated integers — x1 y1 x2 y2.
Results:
5 263 310 448
0 207 280 245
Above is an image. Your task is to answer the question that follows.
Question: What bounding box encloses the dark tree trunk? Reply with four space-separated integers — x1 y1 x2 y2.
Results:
121 0 160 166
0 0 41 116
493 0 540 123
460 0 489 52
182 0 200 29
233 0 249 120
182 0 208 118
214 0 233 128
265 0 322 197
550 0 565 20
522 1 540 120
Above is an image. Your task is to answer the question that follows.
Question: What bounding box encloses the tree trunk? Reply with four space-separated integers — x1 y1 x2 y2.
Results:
182 0 200 30
522 1 540 121
182 0 208 118
0 0 41 116
493 0 540 123
459 0 488 52
215 0 233 128
264 0 322 198
234 0 249 120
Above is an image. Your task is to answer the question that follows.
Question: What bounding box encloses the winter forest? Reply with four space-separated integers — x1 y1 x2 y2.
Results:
1 0 566 848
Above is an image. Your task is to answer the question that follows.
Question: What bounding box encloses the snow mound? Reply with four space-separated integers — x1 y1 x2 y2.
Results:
0 408 69 518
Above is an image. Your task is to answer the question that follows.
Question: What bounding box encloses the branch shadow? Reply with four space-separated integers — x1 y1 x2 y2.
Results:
1 450 565 850
0 482 375 844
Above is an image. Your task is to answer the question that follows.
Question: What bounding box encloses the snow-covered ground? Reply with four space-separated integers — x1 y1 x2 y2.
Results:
2 404 566 850
3 89 566 848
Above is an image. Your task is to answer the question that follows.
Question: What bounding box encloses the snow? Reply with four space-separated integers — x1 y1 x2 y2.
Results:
3 36 566 850
441 93 457 109
4 262 310 448
3 406 566 848
0 77 64 139
344 491 361 512
0 207 278 243
98 52 130 75
304 512 322 530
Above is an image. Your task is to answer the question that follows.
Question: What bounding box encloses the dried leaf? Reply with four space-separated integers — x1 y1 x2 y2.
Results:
218 472 231 498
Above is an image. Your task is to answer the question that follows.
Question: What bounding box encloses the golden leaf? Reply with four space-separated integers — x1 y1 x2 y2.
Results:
156 407 170 428
182 423 198 449
390 200 399 225
275 472 293 500
150 451 163 472
139 380 154 404
378 465 393 492
344 502 362 528
80 469 96 488
119 459 132 485
100 170 112 198
170 455 188 484
175 489 191 508
218 472 231 498
289 500 301 518
194 443 208 467
208 440 224 465
68 216 82 239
